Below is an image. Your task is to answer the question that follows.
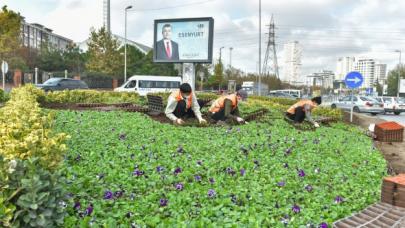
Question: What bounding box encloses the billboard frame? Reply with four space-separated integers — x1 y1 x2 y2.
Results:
153 17 214 64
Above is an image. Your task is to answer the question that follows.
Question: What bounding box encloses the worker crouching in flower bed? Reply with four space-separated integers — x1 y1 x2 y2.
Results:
165 83 207 126
208 90 247 125
286 96 322 128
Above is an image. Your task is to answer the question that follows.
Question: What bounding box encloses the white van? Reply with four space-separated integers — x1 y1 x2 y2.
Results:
114 75 182 96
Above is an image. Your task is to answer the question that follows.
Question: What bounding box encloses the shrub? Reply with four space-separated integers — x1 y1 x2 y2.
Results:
0 89 10 103
0 156 66 227
45 90 140 104
313 107 343 120
0 86 68 169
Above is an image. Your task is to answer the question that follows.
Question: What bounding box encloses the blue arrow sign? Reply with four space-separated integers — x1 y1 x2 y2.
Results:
345 71 363 89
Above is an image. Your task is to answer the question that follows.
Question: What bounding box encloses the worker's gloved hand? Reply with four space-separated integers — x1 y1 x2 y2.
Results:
314 122 320 128
174 119 185 125
199 118 207 124
236 117 245 123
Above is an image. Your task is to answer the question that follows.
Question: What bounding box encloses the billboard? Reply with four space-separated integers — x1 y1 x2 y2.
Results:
153 17 214 63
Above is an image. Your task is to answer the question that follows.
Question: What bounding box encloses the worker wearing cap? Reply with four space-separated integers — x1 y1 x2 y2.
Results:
165 83 207 125
286 96 322 127
209 90 247 124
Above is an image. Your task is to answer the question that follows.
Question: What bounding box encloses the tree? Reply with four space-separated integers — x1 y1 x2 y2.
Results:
386 65 405 96
63 44 87 75
37 42 65 72
0 6 22 60
213 61 224 89
86 27 122 77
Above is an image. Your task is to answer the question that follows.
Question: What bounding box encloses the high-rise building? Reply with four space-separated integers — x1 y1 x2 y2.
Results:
20 19 72 51
103 0 111 32
283 41 302 85
306 70 334 89
336 57 355 81
354 58 375 88
374 64 387 84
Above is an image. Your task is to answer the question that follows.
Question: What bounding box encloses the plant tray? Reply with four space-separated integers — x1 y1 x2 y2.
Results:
381 174 405 207
375 121 404 142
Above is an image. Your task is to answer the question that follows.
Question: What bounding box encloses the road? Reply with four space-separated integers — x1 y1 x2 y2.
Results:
378 112 405 126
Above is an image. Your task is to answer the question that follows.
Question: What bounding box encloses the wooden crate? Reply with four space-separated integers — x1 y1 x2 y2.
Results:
375 121 404 142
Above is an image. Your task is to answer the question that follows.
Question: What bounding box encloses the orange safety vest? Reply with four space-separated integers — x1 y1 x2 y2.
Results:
171 90 193 109
287 100 317 114
209 94 238 113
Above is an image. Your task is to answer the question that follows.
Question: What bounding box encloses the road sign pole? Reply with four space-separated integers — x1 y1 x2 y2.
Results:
350 89 353 123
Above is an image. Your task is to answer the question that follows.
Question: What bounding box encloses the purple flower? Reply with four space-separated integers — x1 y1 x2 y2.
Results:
283 163 289 168
175 183 184 191
207 189 216 198
281 214 289 225
197 160 203 166
305 185 313 192
254 160 259 165
104 190 113 200
129 193 136 201
85 204 93 215
240 168 246 176
126 212 133 218
73 202 81 210
159 198 168 207
292 204 301 213
119 133 126 140
114 191 123 198
226 167 236 176
298 169 306 177
194 175 202 182
133 169 144 177
334 196 344 204
176 146 184 153
209 177 215 184
174 167 182 175
277 181 286 187
156 166 164 172
285 148 292 155
319 222 328 228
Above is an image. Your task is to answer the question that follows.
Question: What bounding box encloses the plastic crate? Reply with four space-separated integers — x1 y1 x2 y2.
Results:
375 121 404 142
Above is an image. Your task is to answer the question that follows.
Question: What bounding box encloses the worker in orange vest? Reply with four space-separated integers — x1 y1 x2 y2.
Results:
208 90 247 124
286 96 322 127
165 83 207 125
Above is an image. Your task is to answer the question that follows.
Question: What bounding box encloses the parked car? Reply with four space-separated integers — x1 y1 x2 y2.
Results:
267 91 296 99
331 95 384 115
36 78 89 92
375 96 405 115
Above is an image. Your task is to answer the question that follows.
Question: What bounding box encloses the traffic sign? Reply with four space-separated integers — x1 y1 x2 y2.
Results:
1 61 8 74
345 71 363 89
366 87 373 95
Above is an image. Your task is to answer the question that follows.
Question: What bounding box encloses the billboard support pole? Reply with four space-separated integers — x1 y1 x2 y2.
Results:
182 63 195 91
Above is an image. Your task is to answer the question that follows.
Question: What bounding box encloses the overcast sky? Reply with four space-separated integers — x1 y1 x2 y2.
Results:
2 0 405 79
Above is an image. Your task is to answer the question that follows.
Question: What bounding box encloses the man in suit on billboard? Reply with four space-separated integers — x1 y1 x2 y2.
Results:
156 24 179 60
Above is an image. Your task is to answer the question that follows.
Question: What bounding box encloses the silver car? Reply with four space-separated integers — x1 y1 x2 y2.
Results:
375 96 405 115
331 95 384 115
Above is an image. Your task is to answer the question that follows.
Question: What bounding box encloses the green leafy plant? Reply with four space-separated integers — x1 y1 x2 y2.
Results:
0 156 67 227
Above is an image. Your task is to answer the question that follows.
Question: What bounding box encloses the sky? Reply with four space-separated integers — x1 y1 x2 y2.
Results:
2 0 405 79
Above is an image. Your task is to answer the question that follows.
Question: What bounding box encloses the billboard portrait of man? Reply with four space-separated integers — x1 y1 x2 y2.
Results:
156 24 179 60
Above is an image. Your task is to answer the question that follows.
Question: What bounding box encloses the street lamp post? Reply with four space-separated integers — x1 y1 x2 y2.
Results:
219 46 225 63
395 50 402 98
124 5 133 83
229 47 233 69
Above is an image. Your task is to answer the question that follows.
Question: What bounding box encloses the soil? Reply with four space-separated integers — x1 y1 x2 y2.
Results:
343 112 405 174
41 102 269 128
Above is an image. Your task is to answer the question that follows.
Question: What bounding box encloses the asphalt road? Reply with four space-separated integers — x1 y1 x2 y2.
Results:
378 112 405 126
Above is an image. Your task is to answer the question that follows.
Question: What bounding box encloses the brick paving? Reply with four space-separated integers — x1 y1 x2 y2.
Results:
333 202 405 227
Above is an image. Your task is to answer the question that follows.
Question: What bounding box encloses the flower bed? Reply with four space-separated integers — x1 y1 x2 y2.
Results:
54 110 386 227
